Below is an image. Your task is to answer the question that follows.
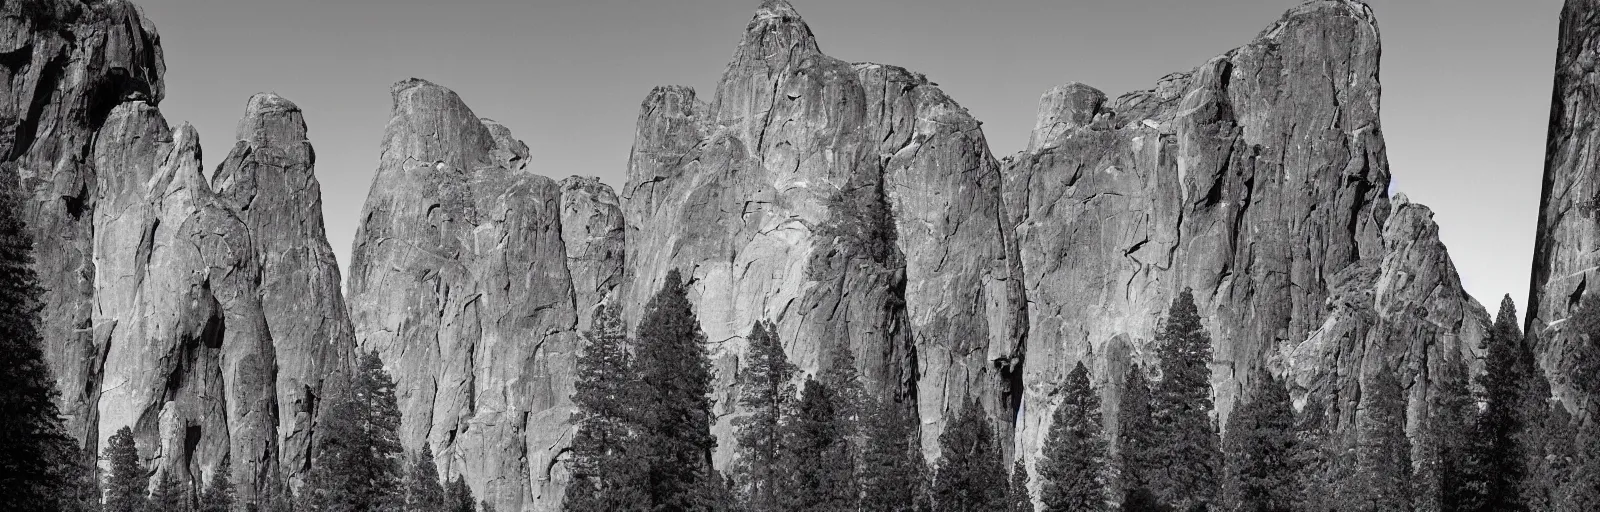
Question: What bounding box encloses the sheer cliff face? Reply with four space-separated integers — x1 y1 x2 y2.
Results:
624 0 1487 469
348 79 618 512
0 0 165 446
0 1 357 499
1530 0 1600 409
622 0 1022 460
1004 0 1487 459
212 93 356 485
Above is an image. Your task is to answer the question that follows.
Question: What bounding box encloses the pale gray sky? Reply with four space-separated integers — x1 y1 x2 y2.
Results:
136 0 1559 316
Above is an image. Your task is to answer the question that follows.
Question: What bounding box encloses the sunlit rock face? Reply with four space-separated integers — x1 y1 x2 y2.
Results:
620 0 1022 464
1002 0 1486 468
213 93 357 486
1529 0 1600 411
347 78 585 512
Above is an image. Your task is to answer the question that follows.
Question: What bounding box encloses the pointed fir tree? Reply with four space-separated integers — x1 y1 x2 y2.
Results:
1352 368 1412 512
1149 289 1222 510
861 397 924 512
198 457 234 512
564 304 647 511
404 444 446 512
777 378 855 512
104 426 148 512
732 320 796 511
149 470 190 512
1114 363 1158 507
1414 346 1475 512
634 269 718 510
444 475 475 512
1038 362 1108 511
931 397 1006 512
821 339 869 487
0 170 81 511
1010 458 1033 512
1468 296 1530 512
305 351 405 511
1218 369 1294 512
1517 338 1559 512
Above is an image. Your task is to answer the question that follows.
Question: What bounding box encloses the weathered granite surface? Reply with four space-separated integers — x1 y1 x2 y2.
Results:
347 79 581 512
213 93 357 485
559 176 625 332
1528 0 1600 410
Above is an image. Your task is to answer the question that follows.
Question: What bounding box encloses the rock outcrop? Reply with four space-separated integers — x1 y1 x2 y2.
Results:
213 93 356 484
347 79 583 512
621 0 1021 461
1528 0 1600 410
1002 0 1487 464
0 0 165 447
559 176 625 332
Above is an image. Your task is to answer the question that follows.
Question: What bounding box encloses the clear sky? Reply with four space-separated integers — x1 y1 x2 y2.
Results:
135 0 1560 316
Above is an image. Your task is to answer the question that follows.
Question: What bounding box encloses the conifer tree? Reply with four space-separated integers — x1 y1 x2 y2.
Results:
104 426 148 512
1219 369 1294 512
1039 362 1108 511
198 457 234 512
305 351 404 511
861 397 923 512
0 170 80 511
149 470 189 512
564 304 647 511
1010 459 1033 512
1470 296 1529 512
1114 364 1158 506
821 340 869 481
1558 416 1600 511
444 475 475 512
405 444 446 512
1415 347 1475 512
1149 289 1221 510
777 378 855 512
1353 368 1412 512
931 398 1006 511
634 270 718 510
733 320 796 511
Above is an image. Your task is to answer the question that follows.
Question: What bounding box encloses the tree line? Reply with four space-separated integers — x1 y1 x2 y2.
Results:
564 280 1600 512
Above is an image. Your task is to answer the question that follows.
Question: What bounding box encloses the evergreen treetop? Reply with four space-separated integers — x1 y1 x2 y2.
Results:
634 269 718 510
733 320 797 511
1149 289 1221 510
1039 361 1108 512
931 398 1006 512
1114 363 1157 505
104 426 147 512
1219 369 1295 512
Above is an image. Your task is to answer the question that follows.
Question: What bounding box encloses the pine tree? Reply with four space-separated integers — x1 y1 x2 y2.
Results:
198 457 234 512
1010 459 1033 512
1415 347 1475 512
634 270 718 510
149 470 190 512
1516 330 1560 511
1149 289 1222 510
564 304 647 512
732 320 797 511
104 426 148 512
1353 368 1412 512
405 444 446 511
931 398 1006 511
1114 364 1158 507
861 397 923 512
1558 415 1600 511
1039 362 1108 511
0 170 81 511
777 378 855 512
1469 296 1529 512
305 351 405 511
1219 369 1294 512
444 476 475 512
821 339 868 500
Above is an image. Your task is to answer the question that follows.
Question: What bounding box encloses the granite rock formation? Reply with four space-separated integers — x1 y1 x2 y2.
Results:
213 93 356 484
1528 0 1600 411
559 175 626 332
1002 0 1487 465
347 79 585 512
